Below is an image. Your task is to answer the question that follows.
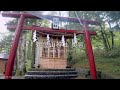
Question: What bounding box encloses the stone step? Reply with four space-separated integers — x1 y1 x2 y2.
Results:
25 68 78 79
26 71 77 75
28 68 76 71
25 74 77 79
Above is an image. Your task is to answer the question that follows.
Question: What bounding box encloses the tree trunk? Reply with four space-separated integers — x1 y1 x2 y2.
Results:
15 32 27 76
104 32 111 49
100 31 109 51
108 22 114 49
15 35 22 76
21 32 27 75
67 39 74 66
110 31 114 49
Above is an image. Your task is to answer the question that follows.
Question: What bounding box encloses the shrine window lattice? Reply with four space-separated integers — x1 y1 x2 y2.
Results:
42 41 65 58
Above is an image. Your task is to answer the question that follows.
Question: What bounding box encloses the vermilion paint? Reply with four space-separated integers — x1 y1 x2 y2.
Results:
5 14 25 79
83 22 97 79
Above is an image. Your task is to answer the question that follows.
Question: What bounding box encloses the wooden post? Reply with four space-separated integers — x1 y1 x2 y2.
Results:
53 42 55 58
58 46 60 58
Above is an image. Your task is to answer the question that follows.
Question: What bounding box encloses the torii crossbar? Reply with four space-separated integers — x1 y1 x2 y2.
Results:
2 12 98 79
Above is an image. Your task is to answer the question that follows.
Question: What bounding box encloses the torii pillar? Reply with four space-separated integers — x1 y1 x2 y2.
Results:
83 21 97 79
5 14 25 79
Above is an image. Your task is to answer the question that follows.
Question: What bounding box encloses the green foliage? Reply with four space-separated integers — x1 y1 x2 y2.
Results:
15 69 21 76
102 48 120 58
67 46 87 67
25 60 31 71
0 32 14 53
73 48 120 78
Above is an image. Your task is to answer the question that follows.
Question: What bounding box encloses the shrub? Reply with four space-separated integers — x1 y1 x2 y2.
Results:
102 48 120 58
93 49 104 57
67 47 86 66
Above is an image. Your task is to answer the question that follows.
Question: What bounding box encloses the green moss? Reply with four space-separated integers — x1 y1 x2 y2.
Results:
15 69 21 76
25 60 31 71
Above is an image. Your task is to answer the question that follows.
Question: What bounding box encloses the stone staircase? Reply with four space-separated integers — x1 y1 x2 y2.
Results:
25 68 78 79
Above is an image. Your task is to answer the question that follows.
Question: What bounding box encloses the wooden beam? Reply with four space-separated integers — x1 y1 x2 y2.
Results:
7 25 97 35
2 12 100 25
2 12 39 19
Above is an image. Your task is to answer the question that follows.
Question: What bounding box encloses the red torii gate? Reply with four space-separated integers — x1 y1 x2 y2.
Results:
2 12 99 79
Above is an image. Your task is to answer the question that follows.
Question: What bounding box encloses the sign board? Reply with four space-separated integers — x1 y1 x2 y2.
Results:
52 18 59 29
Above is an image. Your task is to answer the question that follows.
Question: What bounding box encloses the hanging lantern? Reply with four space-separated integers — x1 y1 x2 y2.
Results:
33 30 37 42
46 34 50 46
73 33 77 46
61 35 65 47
